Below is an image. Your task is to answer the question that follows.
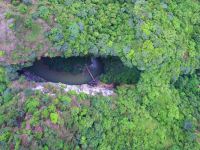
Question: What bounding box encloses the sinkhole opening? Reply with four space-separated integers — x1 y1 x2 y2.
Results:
19 56 140 86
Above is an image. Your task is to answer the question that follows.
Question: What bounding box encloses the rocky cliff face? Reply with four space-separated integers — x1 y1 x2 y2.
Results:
32 82 115 97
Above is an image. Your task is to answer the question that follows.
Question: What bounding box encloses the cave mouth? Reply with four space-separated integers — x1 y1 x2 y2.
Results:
19 56 103 85
19 56 140 85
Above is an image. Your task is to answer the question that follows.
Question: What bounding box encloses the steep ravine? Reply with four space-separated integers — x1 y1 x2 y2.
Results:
17 56 140 96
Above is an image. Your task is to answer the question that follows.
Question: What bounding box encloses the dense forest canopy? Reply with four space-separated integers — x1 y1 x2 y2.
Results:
0 0 199 149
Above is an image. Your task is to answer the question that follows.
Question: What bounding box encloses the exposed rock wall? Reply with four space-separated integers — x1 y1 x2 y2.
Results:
33 82 115 97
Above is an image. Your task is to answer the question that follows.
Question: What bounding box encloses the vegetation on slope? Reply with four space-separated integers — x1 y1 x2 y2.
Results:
0 76 199 149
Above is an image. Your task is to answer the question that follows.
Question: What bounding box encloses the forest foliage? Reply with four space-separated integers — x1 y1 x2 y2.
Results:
0 0 200 149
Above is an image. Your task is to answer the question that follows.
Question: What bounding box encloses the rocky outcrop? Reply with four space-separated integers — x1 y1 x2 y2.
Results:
33 82 115 96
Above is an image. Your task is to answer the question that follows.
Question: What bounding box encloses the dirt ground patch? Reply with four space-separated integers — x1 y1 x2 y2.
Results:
0 2 18 63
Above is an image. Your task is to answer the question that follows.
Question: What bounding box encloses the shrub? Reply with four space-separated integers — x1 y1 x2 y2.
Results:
25 98 40 113
50 113 59 124
18 4 28 14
